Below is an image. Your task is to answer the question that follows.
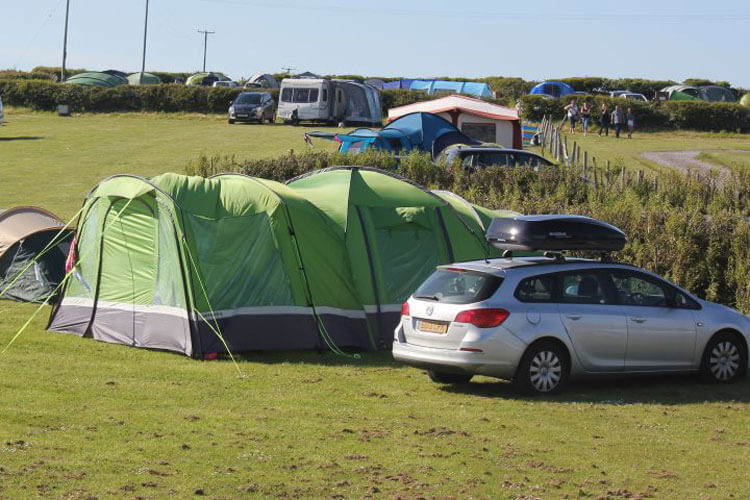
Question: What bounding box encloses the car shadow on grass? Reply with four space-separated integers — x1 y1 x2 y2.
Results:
439 374 750 405
0 136 44 141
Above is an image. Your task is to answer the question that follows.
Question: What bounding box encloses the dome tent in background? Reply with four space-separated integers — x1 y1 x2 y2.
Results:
64 71 127 87
127 72 162 85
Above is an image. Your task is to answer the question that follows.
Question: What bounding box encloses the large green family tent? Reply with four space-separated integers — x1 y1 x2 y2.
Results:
0 207 72 303
48 173 373 357
287 167 501 347
185 72 231 86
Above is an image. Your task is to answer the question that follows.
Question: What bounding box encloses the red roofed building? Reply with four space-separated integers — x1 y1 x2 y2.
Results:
387 94 522 149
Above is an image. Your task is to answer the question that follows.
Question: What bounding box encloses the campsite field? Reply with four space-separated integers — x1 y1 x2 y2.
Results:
2 108 750 499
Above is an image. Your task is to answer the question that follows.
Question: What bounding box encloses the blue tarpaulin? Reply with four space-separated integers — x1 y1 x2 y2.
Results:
382 79 493 99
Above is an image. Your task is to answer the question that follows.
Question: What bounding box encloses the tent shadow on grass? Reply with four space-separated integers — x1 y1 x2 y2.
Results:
439 375 750 405
227 350 403 368
0 136 44 141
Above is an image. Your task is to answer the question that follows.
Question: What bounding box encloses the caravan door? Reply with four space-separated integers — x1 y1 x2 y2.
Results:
333 87 346 122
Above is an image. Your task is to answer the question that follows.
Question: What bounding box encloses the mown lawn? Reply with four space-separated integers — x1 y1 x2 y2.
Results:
697 150 750 174
1 109 749 499
527 127 750 175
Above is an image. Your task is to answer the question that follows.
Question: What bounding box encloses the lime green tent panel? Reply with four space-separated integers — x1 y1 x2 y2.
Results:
670 90 701 101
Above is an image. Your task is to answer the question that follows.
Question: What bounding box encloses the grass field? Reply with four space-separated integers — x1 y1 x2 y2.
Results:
1 108 750 499
697 151 750 174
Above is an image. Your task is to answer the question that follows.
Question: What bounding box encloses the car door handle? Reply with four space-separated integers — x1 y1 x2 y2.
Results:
565 314 582 320
630 317 647 323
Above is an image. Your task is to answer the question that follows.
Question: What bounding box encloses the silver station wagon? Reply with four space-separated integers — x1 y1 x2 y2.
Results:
393 216 750 395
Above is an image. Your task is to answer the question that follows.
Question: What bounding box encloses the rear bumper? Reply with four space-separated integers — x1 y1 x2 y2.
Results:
392 325 525 379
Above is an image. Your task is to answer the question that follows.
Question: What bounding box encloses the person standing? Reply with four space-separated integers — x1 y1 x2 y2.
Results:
611 104 625 138
564 98 579 134
580 101 591 136
598 103 610 136
626 107 635 138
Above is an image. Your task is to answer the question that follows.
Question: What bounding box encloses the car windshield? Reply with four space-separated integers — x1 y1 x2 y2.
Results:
413 269 503 304
236 94 262 105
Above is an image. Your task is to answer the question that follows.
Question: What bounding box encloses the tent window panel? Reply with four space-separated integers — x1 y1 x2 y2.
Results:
66 202 102 300
99 198 158 305
374 224 442 304
187 213 294 311
461 122 496 144
154 200 187 309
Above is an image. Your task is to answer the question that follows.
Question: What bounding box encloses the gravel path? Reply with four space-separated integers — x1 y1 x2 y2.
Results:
640 150 748 182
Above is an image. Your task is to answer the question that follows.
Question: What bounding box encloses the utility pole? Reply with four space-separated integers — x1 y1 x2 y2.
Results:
197 29 215 72
281 66 296 75
140 0 150 77
61 0 71 82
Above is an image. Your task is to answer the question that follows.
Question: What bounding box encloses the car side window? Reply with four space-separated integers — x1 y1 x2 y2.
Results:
610 271 668 307
461 155 473 168
560 272 610 304
515 274 555 303
673 290 701 310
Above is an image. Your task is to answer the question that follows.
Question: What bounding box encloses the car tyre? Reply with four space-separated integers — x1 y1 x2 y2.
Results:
700 333 747 384
513 341 568 395
427 370 473 384
228 119 235 124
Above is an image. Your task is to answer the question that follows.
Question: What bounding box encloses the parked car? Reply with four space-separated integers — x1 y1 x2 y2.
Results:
619 92 648 102
228 92 274 124
213 80 239 88
393 216 749 395
439 145 554 171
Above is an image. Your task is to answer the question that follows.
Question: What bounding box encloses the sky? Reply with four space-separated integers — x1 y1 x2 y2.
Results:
3 0 750 87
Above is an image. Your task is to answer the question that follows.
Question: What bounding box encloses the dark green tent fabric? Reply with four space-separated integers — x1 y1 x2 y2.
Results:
0 231 70 303
64 72 127 87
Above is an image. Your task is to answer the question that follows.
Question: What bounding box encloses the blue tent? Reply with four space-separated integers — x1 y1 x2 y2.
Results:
529 81 576 98
382 79 493 99
305 112 478 159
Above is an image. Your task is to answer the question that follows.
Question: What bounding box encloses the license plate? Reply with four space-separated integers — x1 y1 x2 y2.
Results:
237 114 248 118
417 319 448 334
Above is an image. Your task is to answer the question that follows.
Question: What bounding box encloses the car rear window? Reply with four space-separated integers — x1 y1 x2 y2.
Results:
413 269 503 304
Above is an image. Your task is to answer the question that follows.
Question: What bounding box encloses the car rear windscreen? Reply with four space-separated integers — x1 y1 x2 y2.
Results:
413 269 503 304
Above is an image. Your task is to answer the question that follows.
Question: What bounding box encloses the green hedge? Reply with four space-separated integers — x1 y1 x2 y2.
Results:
186 149 750 313
520 95 750 132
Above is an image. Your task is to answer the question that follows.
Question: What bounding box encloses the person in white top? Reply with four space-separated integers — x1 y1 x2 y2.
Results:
563 98 579 134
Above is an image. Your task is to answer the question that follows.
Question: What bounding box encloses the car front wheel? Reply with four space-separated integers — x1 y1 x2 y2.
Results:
427 370 473 384
513 341 568 395
701 333 747 383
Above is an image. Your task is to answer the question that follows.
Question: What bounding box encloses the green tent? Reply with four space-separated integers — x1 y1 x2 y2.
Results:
287 167 501 348
185 72 230 86
127 72 161 85
49 173 372 356
49 169 507 356
64 72 127 87
670 90 701 101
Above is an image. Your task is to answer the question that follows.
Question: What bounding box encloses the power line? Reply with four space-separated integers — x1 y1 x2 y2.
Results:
197 28 215 72
196 0 750 23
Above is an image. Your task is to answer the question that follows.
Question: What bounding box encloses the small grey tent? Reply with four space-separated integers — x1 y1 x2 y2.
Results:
0 207 72 303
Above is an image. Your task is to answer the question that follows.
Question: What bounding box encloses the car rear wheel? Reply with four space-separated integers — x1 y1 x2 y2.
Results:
427 370 473 384
513 341 568 395
701 333 747 384
228 119 235 124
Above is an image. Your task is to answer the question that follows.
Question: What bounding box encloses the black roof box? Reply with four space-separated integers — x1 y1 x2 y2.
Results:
486 215 626 252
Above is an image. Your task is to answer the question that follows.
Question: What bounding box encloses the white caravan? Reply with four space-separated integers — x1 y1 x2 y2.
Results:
276 78 381 125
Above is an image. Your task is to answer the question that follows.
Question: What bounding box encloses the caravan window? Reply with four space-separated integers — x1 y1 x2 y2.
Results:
281 88 293 102
289 88 320 103
322 89 328 101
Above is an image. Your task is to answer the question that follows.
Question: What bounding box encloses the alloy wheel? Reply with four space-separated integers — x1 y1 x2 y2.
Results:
709 341 741 381
529 350 562 392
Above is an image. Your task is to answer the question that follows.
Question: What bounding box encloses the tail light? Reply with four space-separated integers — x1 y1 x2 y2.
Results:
454 308 509 328
401 301 410 316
